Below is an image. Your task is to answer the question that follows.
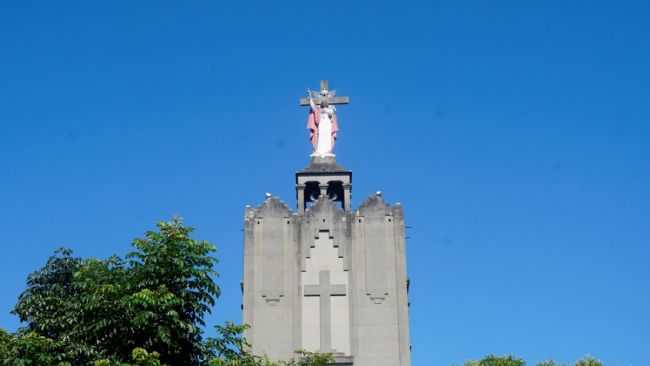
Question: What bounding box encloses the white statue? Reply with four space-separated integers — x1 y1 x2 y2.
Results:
306 88 339 157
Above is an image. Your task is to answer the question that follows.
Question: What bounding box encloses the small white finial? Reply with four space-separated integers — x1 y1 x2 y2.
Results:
376 190 383 197
265 192 272 199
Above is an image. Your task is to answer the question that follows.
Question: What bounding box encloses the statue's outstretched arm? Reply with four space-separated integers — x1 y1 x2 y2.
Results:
307 89 317 112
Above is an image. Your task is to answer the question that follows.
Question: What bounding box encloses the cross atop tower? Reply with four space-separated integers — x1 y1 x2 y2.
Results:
299 80 350 106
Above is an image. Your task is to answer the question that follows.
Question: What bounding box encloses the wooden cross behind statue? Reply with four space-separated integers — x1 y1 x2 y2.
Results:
299 80 350 106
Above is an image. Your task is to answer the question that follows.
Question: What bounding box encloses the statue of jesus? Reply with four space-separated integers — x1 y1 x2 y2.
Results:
306 88 338 157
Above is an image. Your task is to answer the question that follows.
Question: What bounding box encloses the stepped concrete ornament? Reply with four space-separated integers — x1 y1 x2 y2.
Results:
300 80 350 157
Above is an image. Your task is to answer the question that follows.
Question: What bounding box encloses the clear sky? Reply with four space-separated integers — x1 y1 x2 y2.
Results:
1 1 649 365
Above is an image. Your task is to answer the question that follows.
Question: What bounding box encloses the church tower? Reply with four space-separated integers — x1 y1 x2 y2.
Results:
242 81 411 366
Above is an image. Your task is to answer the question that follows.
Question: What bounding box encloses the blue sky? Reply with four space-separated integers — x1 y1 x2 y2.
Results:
1 1 649 365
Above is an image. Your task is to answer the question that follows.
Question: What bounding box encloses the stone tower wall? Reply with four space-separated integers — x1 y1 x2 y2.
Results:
243 192 411 366
243 198 300 360
350 195 411 366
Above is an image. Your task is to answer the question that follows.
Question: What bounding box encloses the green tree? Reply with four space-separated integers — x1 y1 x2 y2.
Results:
11 219 219 365
124 218 219 364
0 330 72 366
11 248 97 363
575 356 603 366
465 355 526 366
462 355 605 366
536 361 558 366
94 348 166 366
13 248 82 340
203 322 332 366
7 218 328 366
0 329 10 361
536 356 603 366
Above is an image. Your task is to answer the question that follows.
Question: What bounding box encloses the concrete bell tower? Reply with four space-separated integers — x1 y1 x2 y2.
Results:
242 82 411 366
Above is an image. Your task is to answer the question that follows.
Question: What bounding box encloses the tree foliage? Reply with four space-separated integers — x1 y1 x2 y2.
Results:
462 355 604 366
575 357 603 366
3 218 329 366
203 323 331 366
464 355 525 366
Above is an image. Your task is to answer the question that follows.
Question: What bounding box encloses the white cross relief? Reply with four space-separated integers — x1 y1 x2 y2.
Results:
304 270 346 352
